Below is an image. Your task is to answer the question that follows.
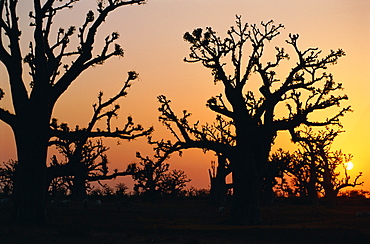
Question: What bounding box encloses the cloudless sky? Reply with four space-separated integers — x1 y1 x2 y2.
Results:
0 0 369 191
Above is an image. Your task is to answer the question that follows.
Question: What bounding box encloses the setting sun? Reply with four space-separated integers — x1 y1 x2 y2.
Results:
345 161 354 170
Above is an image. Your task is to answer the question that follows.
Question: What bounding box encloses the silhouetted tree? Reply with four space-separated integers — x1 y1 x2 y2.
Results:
0 160 17 195
49 139 110 198
268 149 297 198
159 169 191 196
152 16 350 224
186 187 210 197
262 149 291 204
289 127 363 205
129 153 169 198
48 176 70 197
0 0 145 223
48 74 152 199
339 189 370 199
209 153 232 205
100 183 114 196
272 147 319 202
129 152 191 198
115 182 129 195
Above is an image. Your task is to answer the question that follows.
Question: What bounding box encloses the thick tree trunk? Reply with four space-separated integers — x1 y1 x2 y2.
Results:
322 163 337 206
229 150 261 225
12 124 49 223
308 168 319 205
209 172 227 205
261 175 275 205
71 173 87 200
322 175 337 207
226 113 269 225
230 165 261 224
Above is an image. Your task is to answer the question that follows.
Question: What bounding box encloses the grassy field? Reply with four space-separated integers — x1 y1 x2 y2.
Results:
0 197 369 243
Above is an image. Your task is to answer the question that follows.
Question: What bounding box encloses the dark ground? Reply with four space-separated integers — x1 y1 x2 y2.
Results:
0 197 370 243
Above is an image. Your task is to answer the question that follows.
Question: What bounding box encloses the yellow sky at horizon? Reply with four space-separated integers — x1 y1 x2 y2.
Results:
0 0 369 191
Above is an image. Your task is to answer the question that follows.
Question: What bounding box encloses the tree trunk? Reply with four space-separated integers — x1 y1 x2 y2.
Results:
260 162 276 205
308 164 319 205
209 171 227 205
209 154 229 206
229 151 261 225
12 124 49 224
71 173 87 200
322 174 337 207
261 178 275 205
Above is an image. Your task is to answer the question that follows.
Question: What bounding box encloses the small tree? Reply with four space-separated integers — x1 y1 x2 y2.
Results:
208 153 232 205
158 169 191 196
130 152 191 198
48 176 70 197
263 149 292 203
0 160 17 195
290 127 363 205
48 72 152 199
129 153 170 198
115 182 129 195
271 148 319 202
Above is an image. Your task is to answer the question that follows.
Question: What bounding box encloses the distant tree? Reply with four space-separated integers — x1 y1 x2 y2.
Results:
186 187 210 197
158 169 191 196
271 148 319 202
48 73 152 200
129 152 191 198
0 0 145 223
289 127 363 205
48 155 72 197
339 189 369 199
129 153 170 198
48 138 107 198
115 182 129 195
152 16 350 224
0 160 17 195
88 186 103 197
48 176 70 197
101 183 114 196
268 149 298 199
208 153 232 205
262 149 291 203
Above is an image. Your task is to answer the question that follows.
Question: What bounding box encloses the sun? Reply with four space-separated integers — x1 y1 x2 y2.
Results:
344 161 354 170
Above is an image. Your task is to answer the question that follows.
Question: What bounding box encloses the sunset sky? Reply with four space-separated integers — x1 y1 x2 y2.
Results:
0 0 370 191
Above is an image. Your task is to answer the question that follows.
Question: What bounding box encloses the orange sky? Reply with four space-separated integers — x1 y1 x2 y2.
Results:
0 0 370 191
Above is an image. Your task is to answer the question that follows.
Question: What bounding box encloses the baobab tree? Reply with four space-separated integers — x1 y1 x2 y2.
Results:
48 72 152 199
152 16 350 224
0 0 145 223
208 153 232 205
288 127 363 205
128 152 191 198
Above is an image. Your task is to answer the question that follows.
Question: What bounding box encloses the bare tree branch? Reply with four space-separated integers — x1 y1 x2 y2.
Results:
51 0 145 102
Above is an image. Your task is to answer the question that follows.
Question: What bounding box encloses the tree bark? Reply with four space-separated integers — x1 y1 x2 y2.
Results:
209 154 229 206
72 173 88 200
12 120 49 223
229 148 261 225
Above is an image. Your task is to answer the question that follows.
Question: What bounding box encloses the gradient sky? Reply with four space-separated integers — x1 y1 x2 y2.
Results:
0 0 370 191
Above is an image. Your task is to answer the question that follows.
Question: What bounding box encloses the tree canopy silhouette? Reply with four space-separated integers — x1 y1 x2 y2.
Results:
128 152 191 198
0 0 145 223
286 127 363 205
48 72 152 199
152 16 350 224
